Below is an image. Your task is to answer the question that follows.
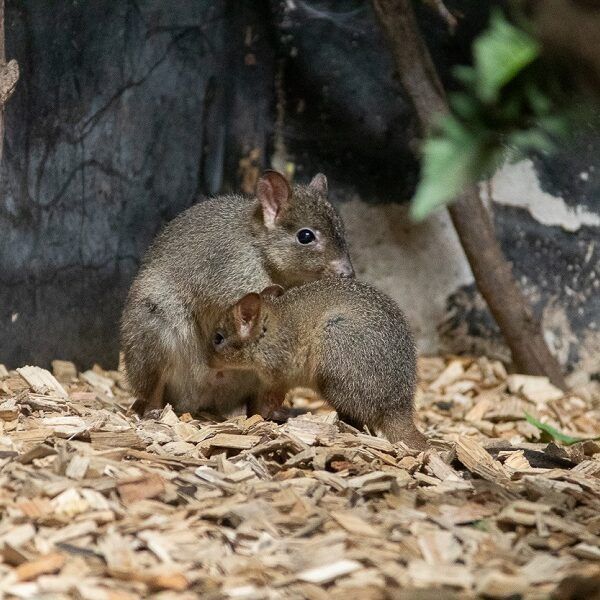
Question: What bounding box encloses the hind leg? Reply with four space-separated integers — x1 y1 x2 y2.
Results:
315 319 422 447
128 360 168 417
131 368 167 417
122 327 170 417
121 288 174 417
337 412 365 432
316 351 424 447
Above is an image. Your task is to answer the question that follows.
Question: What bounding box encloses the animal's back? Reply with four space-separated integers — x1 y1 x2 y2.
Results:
277 279 417 428
280 279 414 350
139 194 267 310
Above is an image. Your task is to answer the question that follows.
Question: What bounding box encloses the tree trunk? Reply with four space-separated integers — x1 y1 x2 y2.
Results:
371 0 567 389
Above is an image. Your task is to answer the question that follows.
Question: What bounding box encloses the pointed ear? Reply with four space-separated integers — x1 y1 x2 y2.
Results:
260 284 284 300
256 170 292 229
233 293 262 340
309 173 328 196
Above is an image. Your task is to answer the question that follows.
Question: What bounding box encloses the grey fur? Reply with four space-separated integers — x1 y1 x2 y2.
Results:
121 174 353 415
210 278 427 449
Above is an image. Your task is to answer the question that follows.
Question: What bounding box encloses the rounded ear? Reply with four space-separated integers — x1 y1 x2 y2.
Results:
309 173 328 197
260 285 284 300
256 170 292 229
233 293 262 340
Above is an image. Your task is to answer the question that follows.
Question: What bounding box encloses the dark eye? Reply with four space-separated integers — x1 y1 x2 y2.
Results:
297 228 316 244
213 332 225 349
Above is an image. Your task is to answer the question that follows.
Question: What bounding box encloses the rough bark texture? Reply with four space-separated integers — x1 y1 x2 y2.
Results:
371 0 567 388
0 0 274 369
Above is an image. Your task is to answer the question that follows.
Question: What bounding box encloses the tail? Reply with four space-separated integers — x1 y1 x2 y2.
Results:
380 419 428 451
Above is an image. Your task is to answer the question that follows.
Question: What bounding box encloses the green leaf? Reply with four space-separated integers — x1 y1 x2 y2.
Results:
474 10 540 103
449 92 480 121
538 115 572 139
496 92 525 122
410 118 487 221
523 80 553 115
409 8 590 221
524 413 600 446
508 129 555 154
471 520 490 532
453 65 477 88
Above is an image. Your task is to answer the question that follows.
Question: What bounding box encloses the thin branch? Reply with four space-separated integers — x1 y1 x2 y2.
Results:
371 0 566 388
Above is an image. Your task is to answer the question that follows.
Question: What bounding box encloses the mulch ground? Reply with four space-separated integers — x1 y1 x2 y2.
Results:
0 356 598 599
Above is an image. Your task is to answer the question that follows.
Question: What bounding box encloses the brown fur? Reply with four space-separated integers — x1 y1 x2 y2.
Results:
209 279 427 449
120 172 353 416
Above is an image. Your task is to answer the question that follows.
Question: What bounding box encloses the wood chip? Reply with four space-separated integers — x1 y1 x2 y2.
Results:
430 360 464 391
65 455 90 480
51 360 78 382
476 571 527 598
111 569 189 591
455 436 510 483
284 416 337 445
408 560 474 589
507 374 564 404
0 398 20 420
16 553 66 581
298 560 362 584
16 366 68 399
80 370 114 397
330 511 379 537
205 433 261 450
416 530 462 564
117 473 166 505
91 429 144 450
0 354 596 597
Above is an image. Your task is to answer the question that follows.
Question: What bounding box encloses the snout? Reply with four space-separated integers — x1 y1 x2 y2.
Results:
329 258 355 278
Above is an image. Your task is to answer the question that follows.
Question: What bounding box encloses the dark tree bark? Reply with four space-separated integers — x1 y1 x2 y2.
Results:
371 0 567 389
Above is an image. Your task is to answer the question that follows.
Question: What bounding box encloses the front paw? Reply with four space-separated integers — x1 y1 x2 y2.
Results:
247 391 285 419
130 397 147 416
268 406 308 423
130 398 163 420
141 408 163 420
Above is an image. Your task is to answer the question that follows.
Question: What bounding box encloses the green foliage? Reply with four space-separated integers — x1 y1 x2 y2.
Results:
473 11 539 103
524 413 600 446
410 10 577 221
410 117 484 221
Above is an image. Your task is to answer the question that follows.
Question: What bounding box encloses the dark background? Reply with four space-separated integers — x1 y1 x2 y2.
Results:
1 0 598 373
